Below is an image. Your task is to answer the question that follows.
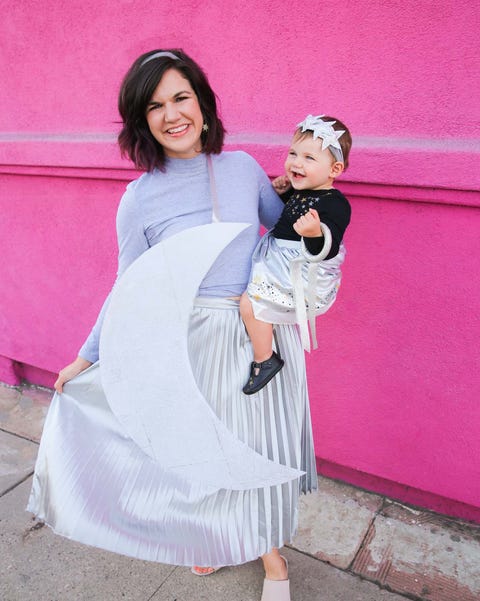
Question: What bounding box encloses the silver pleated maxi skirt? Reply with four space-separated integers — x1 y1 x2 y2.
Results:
28 298 317 566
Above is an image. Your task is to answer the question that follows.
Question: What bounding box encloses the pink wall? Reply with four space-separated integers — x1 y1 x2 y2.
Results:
1 1 479 521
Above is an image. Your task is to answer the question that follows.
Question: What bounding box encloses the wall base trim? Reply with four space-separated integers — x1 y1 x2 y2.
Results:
317 458 480 524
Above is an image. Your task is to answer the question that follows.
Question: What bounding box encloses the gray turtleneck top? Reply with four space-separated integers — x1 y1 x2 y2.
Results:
79 151 284 363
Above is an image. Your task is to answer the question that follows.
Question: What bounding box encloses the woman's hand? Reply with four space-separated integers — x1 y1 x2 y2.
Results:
54 356 93 393
272 175 291 195
293 208 323 238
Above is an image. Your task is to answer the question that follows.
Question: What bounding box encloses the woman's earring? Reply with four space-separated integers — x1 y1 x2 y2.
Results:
202 123 209 132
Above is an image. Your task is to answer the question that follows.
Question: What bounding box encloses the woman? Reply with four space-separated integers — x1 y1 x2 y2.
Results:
28 49 317 601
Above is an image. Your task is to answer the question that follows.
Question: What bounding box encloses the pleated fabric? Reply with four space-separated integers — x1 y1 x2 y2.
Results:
28 298 317 567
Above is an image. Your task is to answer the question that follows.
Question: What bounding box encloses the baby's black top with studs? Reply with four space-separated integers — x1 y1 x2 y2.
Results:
271 188 351 259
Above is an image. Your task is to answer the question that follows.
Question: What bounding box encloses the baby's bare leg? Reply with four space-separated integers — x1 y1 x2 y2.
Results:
239 292 274 363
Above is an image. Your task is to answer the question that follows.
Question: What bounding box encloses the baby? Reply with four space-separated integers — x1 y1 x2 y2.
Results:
240 114 352 394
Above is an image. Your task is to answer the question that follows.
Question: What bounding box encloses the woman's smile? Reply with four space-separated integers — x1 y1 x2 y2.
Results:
165 124 190 136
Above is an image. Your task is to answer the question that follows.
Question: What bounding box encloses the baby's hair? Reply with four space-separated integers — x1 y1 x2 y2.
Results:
295 115 352 170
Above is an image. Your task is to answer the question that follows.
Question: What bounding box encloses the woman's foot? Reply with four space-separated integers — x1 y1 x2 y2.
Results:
261 554 290 601
191 565 222 576
242 351 284 395
263 554 288 581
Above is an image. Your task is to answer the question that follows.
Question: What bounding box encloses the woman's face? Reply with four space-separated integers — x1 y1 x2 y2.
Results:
146 68 204 159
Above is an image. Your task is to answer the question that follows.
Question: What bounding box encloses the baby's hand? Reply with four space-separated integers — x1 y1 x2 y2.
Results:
293 208 322 238
272 175 291 195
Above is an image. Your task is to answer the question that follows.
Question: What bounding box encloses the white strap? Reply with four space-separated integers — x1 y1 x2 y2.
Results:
307 262 318 350
301 223 332 263
291 223 333 352
207 155 220 223
290 257 310 352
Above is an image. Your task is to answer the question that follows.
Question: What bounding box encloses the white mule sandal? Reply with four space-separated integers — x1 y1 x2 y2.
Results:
261 555 290 601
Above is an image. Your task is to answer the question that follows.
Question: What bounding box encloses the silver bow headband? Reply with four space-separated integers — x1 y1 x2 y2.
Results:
297 114 345 163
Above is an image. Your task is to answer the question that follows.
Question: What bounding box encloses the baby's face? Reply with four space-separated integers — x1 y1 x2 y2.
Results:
284 134 338 190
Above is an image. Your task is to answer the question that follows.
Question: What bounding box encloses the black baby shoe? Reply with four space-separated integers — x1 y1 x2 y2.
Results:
242 351 285 395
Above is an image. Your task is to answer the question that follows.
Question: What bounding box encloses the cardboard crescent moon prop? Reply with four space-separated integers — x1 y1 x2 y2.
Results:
99 223 304 492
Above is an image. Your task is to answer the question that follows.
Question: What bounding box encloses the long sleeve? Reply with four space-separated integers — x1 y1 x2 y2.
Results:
78 183 149 363
78 151 283 362
256 165 284 229
272 189 351 259
303 194 351 257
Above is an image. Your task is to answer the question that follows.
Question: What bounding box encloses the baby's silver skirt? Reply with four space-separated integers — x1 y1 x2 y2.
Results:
248 234 345 326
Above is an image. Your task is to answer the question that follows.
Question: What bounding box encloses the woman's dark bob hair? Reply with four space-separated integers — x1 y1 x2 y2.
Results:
118 49 225 172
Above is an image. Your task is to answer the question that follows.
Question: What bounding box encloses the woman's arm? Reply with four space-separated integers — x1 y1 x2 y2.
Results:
54 356 93 393
77 183 149 364
256 164 284 229
58 183 149 389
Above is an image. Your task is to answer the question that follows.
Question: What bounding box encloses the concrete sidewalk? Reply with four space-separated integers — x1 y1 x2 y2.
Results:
1 383 479 601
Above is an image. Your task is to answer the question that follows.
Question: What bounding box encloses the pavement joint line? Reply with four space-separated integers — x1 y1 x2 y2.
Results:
0 470 33 499
0 426 40 445
347 571 423 601
347 495 388 572
146 565 180 600
299 494 422 601
341 493 478 601
344 496 418 599
287 545 413 600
